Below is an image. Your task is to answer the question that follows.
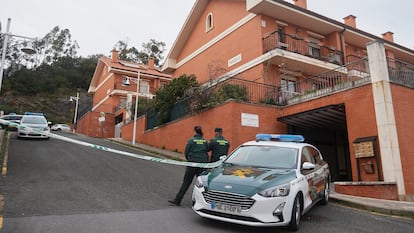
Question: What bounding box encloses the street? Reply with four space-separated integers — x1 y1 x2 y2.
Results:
1 132 413 233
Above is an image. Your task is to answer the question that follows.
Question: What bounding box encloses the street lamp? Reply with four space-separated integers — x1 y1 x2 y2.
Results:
69 92 80 133
0 18 36 92
122 70 140 145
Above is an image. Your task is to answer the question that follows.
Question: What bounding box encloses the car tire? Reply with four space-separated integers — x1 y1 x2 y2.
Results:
288 194 302 231
320 182 329 205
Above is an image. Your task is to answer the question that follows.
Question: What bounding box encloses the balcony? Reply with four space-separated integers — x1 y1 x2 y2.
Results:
263 31 343 66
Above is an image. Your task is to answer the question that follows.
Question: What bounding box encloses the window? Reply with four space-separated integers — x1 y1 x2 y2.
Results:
140 80 150 94
206 13 213 32
308 37 321 58
281 78 297 96
277 26 286 43
160 82 167 90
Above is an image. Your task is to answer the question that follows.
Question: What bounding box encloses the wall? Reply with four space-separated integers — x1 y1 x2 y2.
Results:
76 111 115 138
335 182 398 200
122 100 286 154
391 84 414 195
173 1 263 84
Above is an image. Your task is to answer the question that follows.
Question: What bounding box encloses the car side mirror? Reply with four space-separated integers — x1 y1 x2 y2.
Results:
302 162 316 170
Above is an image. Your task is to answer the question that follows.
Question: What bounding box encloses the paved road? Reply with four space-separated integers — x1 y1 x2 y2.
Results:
1 132 413 233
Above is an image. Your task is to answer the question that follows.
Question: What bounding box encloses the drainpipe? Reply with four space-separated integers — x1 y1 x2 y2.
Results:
339 27 346 64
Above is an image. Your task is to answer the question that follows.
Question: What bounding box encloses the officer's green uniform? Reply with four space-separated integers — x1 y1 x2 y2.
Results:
209 135 230 162
174 133 208 203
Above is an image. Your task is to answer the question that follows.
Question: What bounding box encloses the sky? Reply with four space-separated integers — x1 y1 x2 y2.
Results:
1 0 412 58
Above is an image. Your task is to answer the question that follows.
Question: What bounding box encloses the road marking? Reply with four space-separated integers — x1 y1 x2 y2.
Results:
1 134 9 177
0 194 3 230
0 119 223 169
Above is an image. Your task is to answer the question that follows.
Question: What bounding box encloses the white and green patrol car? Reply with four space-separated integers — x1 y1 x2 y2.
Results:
192 134 330 231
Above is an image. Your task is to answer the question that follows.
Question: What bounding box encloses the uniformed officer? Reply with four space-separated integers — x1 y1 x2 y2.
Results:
208 127 230 162
168 125 209 206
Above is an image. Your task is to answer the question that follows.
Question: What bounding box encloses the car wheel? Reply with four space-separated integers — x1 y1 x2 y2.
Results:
288 194 301 231
320 182 329 205
57 128 62 131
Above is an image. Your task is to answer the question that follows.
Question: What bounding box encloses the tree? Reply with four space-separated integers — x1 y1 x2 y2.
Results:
137 39 166 66
153 74 198 124
114 40 139 62
0 26 79 77
113 38 166 66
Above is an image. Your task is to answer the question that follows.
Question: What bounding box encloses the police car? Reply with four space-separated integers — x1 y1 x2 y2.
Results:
192 134 330 231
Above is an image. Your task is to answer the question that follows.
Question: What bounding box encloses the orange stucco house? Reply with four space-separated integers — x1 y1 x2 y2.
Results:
82 0 414 201
76 50 171 138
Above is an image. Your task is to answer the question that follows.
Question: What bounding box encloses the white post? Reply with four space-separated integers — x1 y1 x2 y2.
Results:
0 18 11 92
73 92 79 132
132 71 140 145
367 40 405 196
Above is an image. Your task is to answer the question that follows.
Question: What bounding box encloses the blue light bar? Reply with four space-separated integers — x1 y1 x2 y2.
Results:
24 112 44 116
256 134 305 142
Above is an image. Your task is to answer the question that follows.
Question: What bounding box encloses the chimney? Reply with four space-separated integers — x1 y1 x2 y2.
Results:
343 15 357 28
148 57 155 69
111 49 119 63
293 0 307 9
382 31 394 42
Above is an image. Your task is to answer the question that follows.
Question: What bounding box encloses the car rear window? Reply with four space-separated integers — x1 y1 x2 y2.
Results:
21 116 47 124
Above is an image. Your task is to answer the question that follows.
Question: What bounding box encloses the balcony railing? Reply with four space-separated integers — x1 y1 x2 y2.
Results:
281 58 370 105
387 58 414 88
263 31 343 65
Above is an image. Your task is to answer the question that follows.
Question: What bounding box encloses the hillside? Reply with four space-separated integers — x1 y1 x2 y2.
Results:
0 90 92 125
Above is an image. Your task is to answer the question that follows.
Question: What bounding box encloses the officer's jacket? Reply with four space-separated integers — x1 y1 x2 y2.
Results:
209 135 230 162
184 134 209 163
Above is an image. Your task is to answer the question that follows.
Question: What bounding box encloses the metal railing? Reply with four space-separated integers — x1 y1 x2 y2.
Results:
263 31 343 65
283 58 371 104
216 77 282 105
387 58 414 88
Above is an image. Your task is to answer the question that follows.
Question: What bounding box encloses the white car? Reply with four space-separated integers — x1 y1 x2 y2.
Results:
51 124 71 132
17 114 50 139
192 134 330 231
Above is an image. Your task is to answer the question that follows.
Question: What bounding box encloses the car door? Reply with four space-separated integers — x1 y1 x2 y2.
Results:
308 146 327 199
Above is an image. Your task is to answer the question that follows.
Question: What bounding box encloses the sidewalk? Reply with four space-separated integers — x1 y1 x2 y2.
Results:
108 138 414 218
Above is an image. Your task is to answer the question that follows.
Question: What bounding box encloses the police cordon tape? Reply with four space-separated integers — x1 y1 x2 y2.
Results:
0 119 223 169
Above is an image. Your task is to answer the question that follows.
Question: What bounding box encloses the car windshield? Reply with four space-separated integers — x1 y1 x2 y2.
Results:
21 116 47 124
225 145 298 169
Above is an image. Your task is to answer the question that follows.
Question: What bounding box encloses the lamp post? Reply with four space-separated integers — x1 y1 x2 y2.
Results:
0 18 36 92
123 71 140 145
69 92 80 133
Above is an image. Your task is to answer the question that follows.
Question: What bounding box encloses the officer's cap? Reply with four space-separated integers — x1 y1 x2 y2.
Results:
214 127 223 132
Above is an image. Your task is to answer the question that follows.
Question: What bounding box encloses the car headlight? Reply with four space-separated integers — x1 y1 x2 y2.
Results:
258 183 290 197
43 127 49 131
195 176 204 188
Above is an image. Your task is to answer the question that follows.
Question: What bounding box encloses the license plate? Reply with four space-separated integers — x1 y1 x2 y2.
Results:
211 202 242 213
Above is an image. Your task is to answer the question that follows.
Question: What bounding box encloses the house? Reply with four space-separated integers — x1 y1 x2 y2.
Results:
84 0 414 201
76 50 172 138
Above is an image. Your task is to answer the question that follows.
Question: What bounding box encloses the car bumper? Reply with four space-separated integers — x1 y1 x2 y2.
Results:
18 129 50 138
192 186 294 227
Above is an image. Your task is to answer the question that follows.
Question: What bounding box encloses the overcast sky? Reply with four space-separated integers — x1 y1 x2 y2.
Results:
1 0 412 58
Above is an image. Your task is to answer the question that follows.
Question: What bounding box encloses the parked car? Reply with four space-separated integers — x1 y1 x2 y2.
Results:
0 114 23 131
17 114 50 139
51 124 71 132
192 134 330 231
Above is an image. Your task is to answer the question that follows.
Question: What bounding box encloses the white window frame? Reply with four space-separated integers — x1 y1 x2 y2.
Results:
206 13 214 32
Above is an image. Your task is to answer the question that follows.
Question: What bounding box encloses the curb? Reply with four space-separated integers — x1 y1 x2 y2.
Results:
330 194 414 218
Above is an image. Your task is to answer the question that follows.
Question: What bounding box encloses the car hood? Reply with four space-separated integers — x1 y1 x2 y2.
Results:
202 163 297 197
